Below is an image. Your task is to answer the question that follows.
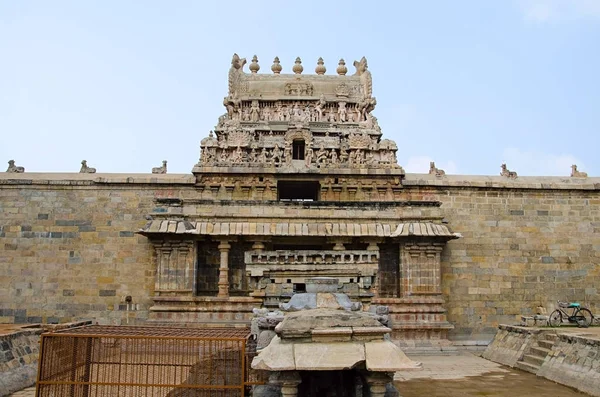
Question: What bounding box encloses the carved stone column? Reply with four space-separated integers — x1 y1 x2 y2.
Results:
217 240 231 298
364 372 392 397
269 371 301 397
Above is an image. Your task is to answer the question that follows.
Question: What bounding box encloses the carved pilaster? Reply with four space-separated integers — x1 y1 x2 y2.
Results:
217 240 232 297
363 372 393 397
152 240 195 295
400 242 444 296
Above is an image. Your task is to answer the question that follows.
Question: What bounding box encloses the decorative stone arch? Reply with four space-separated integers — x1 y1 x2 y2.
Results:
284 129 313 147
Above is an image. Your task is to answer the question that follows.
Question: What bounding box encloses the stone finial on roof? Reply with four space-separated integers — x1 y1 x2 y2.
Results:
315 57 326 75
500 163 517 179
336 59 347 75
152 160 167 174
570 164 587 177
292 57 303 74
429 161 445 177
80 160 96 174
6 160 24 173
271 56 282 74
249 55 260 74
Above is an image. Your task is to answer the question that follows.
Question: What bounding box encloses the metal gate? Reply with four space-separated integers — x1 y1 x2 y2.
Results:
36 325 266 396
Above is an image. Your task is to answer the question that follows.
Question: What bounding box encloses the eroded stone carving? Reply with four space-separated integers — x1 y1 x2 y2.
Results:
429 162 445 177
500 163 517 179
6 160 24 173
570 164 588 178
80 160 96 174
152 160 167 174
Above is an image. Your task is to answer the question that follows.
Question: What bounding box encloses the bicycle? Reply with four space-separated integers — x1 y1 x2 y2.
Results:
548 301 594 328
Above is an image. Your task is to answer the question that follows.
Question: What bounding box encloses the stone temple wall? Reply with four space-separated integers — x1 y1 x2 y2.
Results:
0 173 598 342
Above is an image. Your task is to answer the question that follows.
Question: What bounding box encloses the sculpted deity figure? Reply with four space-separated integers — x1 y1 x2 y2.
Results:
339 148 349 163
338 102 347 122
330 149 338 165
219 149 229 163
315 95 326 121
305 147 314 167
283 142 292 165
228 53 247 97
262 105 271 121
249 148 258 163
328 110 336 123
231 146 244 163
271 144 282 164
353 56 373 98
259 148 268 163
316 145 328 165
250 100 260 122
292 102 302 121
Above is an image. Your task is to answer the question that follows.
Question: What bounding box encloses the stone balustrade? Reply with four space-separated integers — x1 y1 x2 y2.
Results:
245 250 379 266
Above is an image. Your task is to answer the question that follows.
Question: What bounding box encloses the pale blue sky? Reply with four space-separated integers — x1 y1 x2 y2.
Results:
1 0 599 176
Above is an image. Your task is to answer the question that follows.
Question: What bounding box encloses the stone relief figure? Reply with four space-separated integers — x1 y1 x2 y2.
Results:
339 148 349 164
219 149 229 163
338 102 347 122
570 164 588 178
315 95 326 121
231 146 245 163
250 100 260 122
292 102 302 121
80 160 96 173
152 160 167 174
316 145 328 165
353 56 373 98
259 148 268 163
249 148 258 163
500 163 517 179
429 161 445 177
262 105 271 121
330 149 338 165
271 144 282 164
283 142 292 165
228 53 246 97
6 160 24 173
305 147 313 167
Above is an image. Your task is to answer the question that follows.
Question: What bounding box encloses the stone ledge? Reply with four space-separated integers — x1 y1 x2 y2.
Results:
0 172 196 185
403 173 600 190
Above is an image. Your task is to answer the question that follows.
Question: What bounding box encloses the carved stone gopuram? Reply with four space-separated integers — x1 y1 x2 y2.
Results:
194 54 401 174
139 54 460 348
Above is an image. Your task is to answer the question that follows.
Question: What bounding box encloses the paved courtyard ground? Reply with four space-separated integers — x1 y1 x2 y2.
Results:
11 351 590 396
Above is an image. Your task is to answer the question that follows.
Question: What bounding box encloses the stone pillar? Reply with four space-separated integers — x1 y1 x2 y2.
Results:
217 240 231 298
252 240 266 252
270 371 301 397
364 372 392 397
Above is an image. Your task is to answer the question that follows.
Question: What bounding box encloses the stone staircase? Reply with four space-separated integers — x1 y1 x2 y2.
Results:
515 332 557 374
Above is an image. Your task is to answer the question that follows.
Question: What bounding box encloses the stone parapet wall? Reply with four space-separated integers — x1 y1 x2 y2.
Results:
0 327 42 396
1 173 598 341
484 325 600 397
481 324 550 367
537 332 600 396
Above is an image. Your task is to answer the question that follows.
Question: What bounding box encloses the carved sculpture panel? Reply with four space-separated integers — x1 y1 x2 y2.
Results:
195 54 403 172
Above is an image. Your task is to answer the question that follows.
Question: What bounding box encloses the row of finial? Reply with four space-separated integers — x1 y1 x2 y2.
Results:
249 56 349 75
5 160 168 174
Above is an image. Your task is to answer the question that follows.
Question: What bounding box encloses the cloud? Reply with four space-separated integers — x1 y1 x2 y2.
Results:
404 155 458 174
517 0 600 22
502 147 585 176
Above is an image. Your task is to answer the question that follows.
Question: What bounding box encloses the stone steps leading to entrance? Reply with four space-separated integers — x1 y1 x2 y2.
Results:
515 331 557 374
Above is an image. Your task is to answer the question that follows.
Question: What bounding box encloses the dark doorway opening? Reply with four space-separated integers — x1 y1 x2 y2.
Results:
292 140 305 160
278 180 319 201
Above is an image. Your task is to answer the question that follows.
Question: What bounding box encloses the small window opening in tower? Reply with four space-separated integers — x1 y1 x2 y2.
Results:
292 140 305 160
278 181 320 201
